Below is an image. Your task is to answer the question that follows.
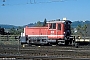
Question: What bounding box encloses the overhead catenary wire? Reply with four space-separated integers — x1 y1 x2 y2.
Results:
2 0 5 6
1 0 77 6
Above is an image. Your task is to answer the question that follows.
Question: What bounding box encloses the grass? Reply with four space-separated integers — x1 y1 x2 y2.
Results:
0 40 19 45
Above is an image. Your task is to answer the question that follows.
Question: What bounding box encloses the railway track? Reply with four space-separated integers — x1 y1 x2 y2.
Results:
0 55 88 60
0 54 90 60
1 45 90 51
0 45 90 60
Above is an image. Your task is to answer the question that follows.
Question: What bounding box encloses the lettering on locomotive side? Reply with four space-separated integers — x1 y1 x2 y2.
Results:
51 31 54 35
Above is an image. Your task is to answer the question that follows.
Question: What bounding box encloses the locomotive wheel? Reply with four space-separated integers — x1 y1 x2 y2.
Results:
47 43 52 46
75 43 79 48
28 43 32 46
21 43 23 45
65 40 69 45
71 40 75 46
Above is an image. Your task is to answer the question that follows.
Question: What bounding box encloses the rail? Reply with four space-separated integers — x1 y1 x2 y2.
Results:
0 44 90 60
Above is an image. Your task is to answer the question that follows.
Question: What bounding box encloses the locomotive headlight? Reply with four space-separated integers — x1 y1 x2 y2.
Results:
64 32 65 34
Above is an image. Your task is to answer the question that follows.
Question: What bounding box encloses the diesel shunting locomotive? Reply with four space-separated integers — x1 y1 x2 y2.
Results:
20 18 76 46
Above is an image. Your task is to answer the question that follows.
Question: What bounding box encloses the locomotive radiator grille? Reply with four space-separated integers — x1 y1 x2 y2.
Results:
27 36 48 44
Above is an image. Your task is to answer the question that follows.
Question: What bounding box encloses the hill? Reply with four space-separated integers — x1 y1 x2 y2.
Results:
71 21 90 28
25 21 90 28
0 21 90 29
0 24 18 29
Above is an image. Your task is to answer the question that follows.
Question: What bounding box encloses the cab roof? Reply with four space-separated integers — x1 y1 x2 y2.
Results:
47 20 72 24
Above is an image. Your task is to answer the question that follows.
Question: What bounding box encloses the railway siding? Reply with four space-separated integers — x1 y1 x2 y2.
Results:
0 45 90 60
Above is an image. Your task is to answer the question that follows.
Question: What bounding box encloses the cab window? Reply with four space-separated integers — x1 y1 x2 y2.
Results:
58 24 61 30
49 23 56 29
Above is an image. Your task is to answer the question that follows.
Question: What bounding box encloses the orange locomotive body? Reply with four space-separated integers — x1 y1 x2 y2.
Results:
25 22 64 39
20 19 75 45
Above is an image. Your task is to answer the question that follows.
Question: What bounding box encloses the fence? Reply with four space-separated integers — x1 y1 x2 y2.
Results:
0 35 20 41
0 35 20 45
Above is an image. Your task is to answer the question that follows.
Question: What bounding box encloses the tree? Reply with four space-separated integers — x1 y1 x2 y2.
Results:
36 21 42 27
9 27 16 35
82 24 87 37
71 27 74 35
76 25 82 35
76 24 87 37
16 26 24 35
43 18 47 26
9 26 23 35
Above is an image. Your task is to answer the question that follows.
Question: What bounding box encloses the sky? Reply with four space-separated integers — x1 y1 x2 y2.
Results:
0 0 90 26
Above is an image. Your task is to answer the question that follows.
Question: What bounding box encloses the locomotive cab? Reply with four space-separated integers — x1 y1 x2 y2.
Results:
47 20 75 45
47 20 65 39
47 20 72 39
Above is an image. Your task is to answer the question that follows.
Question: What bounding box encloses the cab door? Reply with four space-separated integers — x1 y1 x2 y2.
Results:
48 23 56 39
48 23 56 35
57 23 61 35
57 23 64 39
